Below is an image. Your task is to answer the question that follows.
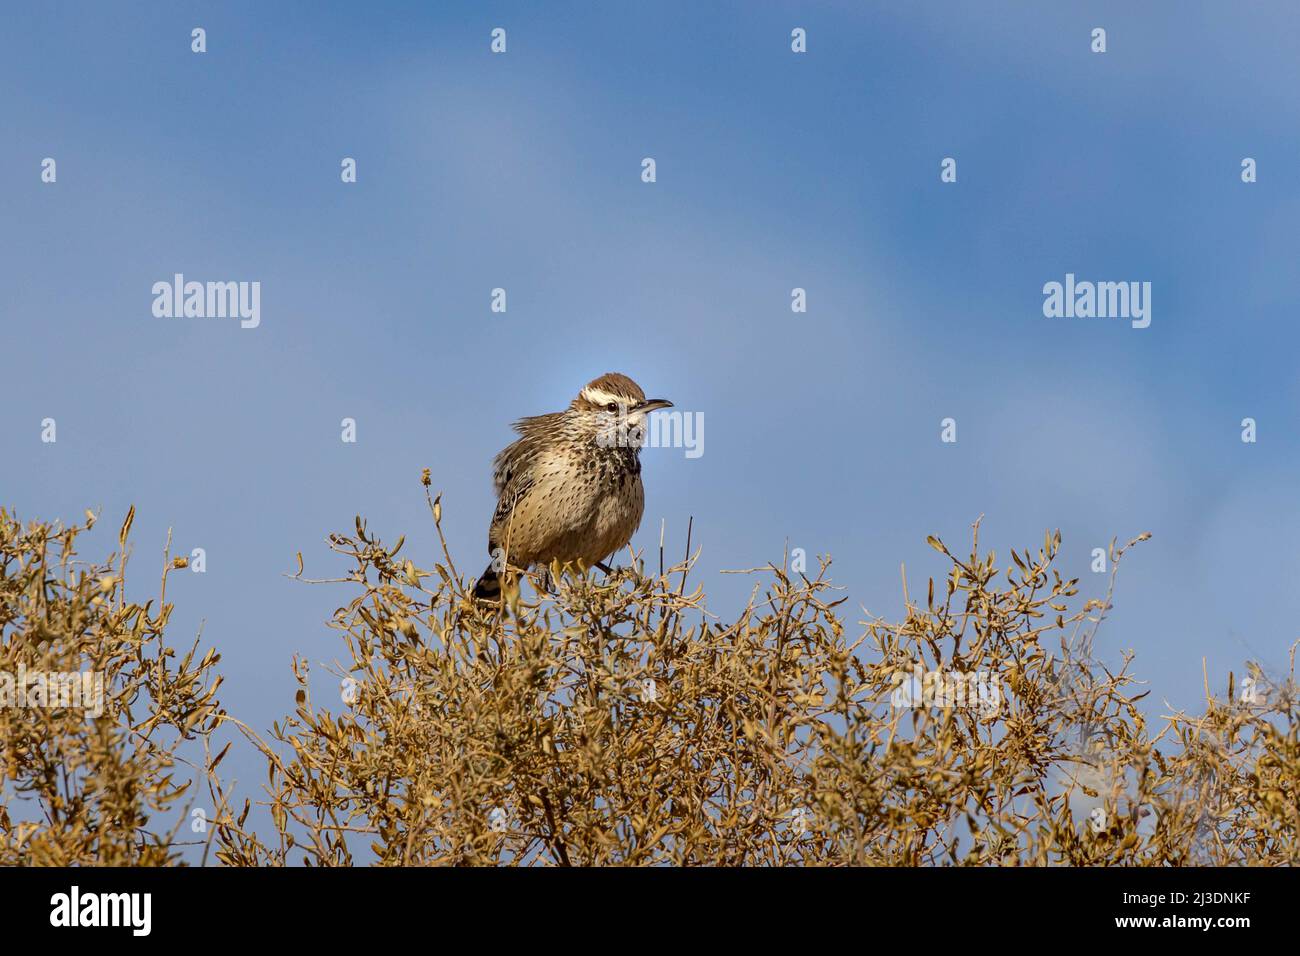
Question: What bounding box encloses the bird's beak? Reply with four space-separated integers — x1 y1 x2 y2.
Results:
636 398 673 413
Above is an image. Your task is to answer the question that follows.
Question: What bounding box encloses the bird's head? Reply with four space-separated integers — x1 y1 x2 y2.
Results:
570 372 673 441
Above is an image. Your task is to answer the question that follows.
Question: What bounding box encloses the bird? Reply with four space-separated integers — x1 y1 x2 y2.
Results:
472 372 673 601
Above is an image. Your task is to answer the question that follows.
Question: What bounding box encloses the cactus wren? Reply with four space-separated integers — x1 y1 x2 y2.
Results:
472 372 672 600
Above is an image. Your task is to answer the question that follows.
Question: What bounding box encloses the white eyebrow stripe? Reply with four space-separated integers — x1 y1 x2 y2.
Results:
582 386 627 406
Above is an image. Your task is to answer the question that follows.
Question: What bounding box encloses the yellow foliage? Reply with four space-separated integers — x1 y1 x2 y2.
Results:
3 493 1296 866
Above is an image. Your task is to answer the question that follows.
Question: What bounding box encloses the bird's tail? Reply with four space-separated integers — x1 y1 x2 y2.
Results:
472 564 502 601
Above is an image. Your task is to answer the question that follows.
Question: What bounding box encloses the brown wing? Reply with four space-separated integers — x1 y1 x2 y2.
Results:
487 413 563 552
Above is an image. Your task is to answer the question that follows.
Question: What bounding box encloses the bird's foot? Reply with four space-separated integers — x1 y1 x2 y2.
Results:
535 567 559 595
595 561 650 588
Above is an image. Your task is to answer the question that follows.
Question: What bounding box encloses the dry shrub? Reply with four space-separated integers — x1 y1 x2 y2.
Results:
3 496 1295 866
0 507 227 865
206 486 1298 866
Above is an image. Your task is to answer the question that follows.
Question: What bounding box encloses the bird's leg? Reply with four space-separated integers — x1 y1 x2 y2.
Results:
596 561 647 587
536 566 558 595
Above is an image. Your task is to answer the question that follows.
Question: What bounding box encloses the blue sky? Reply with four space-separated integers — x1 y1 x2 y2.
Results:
4 2 1299 824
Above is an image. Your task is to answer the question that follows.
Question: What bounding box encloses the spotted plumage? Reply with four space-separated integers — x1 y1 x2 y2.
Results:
473 373 672 600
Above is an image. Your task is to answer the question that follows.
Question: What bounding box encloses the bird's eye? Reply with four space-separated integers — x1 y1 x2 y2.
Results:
606 402 619 412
